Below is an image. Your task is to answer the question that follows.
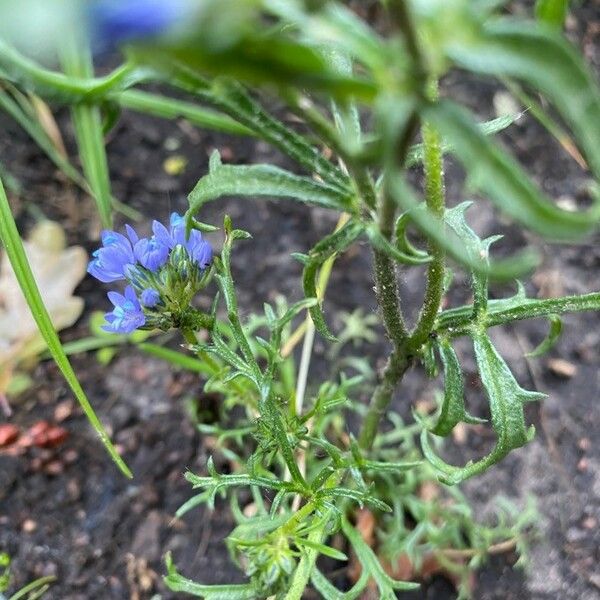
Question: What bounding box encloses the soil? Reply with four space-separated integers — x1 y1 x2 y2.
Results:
1 3 600 599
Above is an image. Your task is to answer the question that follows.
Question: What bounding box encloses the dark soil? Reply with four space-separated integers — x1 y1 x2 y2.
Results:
1 3 600 599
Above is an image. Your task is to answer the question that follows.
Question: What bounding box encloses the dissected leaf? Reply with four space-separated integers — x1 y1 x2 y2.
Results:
422 331 545 485
429 338 485 437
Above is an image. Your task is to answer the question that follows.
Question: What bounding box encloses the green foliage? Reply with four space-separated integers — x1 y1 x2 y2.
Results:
1 0 600 598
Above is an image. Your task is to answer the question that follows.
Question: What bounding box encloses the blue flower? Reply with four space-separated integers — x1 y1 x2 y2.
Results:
88 0 194 46
102 286 146 333
88 230 135 283
154 212 213 269
140 288 161 308
134 237 169 272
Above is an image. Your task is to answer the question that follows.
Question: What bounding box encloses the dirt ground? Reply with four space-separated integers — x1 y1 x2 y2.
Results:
1 3 600 599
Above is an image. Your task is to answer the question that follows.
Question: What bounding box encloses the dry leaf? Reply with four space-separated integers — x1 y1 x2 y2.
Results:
0 220 87 394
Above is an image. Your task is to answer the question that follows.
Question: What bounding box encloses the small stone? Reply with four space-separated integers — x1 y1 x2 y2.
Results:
54 400 74 422
547 358 577 378
0 423 19 446
578 437 591 451
22 518 37 532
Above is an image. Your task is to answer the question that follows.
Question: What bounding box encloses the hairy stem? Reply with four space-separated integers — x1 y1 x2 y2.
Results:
408 79 446 351
359 0 429 451
358 350 410 449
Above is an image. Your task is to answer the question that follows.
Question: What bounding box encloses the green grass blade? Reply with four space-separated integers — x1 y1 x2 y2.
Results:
60 37 113 229
0 177 132 477
8 576 55 600
116 89 254 137
0 87 85 187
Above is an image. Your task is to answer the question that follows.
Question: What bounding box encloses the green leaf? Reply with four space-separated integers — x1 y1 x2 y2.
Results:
187 151 353 226
422 331 545 485
0 86 85 188
445 201 503 316
430 338 486 437
341 517 419 597
386 172 539 280
116 89 254 136
311 568 369 600
0 177 131 478
294 539 347 562
535 0 569 29
60 35 113 228
301 220 364 341
526 314 563 357
7 576 55 600
164 553 256 599
422 100 600 241
446 19 600 183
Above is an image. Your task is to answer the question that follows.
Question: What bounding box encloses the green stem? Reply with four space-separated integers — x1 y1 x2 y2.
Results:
408 80 446 351
358 0 427 451
358 350 410 450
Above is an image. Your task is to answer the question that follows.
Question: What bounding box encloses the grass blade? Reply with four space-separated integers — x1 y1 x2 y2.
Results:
60 36 113 229
0 177 132 477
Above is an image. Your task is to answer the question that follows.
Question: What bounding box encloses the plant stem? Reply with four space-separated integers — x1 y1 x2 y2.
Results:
408 79 446 351
358 350 410 449
359 0 433 451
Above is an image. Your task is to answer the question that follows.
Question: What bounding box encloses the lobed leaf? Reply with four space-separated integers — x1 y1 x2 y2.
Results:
429 338 486 437
422 331 545 485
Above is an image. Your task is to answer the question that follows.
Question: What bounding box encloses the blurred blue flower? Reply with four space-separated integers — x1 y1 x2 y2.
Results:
102 286 146 333
140 288 161 308
88 0 194 46
88 230 135 283
134 236 170 272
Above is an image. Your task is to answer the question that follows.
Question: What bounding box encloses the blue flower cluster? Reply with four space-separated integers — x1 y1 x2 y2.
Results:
87 0 195 48
88 213 212 334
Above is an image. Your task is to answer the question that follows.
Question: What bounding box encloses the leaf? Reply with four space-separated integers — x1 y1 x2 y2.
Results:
0 178 131 477
310 568 369 600
341 517 419 597
429 339 486 437
60 35 113 228
301 220 364 340
0 221 87 375
116 89 254 136
526 314 563 357
187 151 353 227
422 100 600 241
164 553 257 599
385 172 539 280
0 86 85 187
445 201 503 315
294 539 347 562
422 331 545 485
535 0 569 29
446 19 600 183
